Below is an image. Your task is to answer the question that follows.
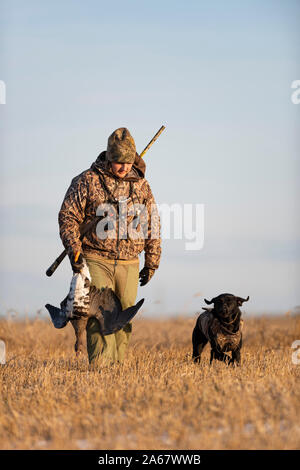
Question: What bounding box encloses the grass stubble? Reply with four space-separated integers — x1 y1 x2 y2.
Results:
0 313 299 450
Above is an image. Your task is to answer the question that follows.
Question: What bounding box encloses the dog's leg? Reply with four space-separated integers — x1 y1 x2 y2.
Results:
220 352 231 364
210 349 216 364
209 335 217 364
210 348 231 365
192 325 208 363
231 349 240 366
231 337 242 366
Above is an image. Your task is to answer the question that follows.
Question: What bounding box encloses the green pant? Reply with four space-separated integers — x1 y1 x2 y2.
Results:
85 256 139 366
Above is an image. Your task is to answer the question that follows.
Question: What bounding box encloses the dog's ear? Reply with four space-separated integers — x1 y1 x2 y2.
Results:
204 298 214 305
236 296 249 306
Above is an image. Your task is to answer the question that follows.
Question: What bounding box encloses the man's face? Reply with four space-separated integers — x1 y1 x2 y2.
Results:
110 162 133 178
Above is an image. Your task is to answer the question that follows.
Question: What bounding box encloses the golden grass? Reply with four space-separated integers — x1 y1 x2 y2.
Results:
0 314 299 450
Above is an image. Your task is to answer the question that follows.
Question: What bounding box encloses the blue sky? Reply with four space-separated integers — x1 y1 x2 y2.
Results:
0 0 299 316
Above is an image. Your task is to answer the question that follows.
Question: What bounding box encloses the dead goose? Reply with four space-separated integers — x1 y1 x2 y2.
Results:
45 260 144 355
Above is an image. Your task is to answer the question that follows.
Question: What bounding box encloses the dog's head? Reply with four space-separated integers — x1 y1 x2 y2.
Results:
204 293 249 319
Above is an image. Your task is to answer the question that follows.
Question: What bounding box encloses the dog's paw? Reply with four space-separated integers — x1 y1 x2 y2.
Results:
193 356 201 364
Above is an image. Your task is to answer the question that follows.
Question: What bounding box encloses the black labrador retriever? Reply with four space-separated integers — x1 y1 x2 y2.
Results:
192 293 249 365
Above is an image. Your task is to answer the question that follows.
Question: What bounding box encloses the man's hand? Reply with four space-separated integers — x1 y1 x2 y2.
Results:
70 251 84 273
139 267 155 286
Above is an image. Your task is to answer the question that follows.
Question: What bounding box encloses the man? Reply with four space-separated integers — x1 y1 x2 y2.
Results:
58 128 161 365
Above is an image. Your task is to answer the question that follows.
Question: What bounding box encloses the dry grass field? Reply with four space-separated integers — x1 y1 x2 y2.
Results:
0 312 299 450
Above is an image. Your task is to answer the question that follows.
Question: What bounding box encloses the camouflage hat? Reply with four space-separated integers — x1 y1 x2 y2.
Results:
106 128 136 163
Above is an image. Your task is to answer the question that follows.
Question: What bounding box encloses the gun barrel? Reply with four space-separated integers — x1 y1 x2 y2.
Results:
140 125 165 158
46 251 67 277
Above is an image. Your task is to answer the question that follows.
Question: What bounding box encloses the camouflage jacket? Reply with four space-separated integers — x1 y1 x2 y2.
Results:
58 152 161 270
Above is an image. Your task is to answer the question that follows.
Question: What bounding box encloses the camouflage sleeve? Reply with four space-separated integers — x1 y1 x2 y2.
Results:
143 181 161 270
58 174 88 257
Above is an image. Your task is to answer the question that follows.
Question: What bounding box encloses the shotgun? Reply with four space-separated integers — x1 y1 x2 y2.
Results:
46 125 165 277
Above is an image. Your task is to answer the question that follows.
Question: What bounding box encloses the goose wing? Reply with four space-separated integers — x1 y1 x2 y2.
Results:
45 303 68 329
89 286 144 335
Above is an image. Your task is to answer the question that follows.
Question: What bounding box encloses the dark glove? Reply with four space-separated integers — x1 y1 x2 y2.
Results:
70 252 84 273
139 267 155 286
